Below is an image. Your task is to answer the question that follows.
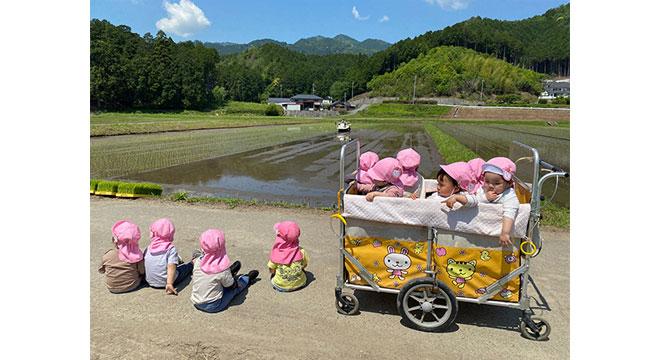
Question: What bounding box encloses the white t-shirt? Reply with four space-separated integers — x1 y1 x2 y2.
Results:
144 246 179 288
190 259 235 304
465 187 520 219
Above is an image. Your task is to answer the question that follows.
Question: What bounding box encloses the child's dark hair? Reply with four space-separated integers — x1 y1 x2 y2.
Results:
436 169 459 187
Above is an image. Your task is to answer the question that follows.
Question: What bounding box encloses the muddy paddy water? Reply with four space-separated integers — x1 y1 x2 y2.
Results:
125 126 442 207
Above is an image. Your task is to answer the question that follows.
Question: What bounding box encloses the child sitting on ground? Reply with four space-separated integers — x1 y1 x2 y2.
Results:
190 229 259 313
356 157 404 202
396 148 424 199
98 220 145 293
267 221 309 292
442 157 520 247
144 218 197 295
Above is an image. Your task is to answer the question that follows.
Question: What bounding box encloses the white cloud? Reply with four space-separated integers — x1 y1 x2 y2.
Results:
424 0 471 10
156 0 211 37
379 15 390 23
352 6 370 21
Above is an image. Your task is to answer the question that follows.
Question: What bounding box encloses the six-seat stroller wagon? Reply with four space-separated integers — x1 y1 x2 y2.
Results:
332 140 568 340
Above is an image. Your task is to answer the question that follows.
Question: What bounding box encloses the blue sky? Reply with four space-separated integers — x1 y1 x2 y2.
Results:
91 0 569 44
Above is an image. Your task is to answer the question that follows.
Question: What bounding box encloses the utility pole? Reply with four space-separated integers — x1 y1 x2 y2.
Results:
351 82 354 100
412 75 417 104
312 83 315 95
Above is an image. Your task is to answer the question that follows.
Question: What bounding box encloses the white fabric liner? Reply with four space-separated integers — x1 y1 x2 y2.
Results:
342 194 531 238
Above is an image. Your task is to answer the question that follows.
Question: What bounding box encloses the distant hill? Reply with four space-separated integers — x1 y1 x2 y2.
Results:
204 34 390 56
367 46 546 98
361 3 569 82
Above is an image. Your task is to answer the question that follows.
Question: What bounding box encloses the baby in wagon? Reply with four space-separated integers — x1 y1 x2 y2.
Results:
442 157 520 246
356 157 404 202
396 148 424 199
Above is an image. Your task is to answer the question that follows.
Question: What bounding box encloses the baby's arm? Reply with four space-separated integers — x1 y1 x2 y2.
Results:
499 217 514 246
365 191 385 202
165 263 177 295
356 182 374 195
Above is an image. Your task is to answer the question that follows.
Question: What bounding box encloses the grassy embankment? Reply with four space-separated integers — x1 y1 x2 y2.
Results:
91 101 330 136
351 103 452 119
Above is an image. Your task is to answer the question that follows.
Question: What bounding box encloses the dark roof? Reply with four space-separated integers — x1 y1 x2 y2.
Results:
267 97 291 103
291 94 323 101
543 81 570 90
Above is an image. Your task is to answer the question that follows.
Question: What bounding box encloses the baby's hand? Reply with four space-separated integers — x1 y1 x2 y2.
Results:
442 196 457 208
165 284 178 296
365 193 376 202
485 190 499 202
410 192 418 200
499 233 512 247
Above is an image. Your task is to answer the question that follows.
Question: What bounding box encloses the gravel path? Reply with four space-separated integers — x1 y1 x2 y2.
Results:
91 197 569 359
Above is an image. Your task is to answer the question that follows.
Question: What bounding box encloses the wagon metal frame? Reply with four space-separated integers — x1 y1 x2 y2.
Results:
333 139 568 340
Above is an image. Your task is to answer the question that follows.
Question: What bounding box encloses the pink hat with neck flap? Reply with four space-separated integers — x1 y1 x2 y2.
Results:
439 162 474 193
148 218 175 254
111 220 143 263
270 221 303 265
366 157 403 185
357 151 379 184
397 148 421 187
199 229 231 274
482 157 517 181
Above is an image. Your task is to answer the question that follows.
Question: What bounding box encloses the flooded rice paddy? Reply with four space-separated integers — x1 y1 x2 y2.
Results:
125 126 442 207
98 121 570 208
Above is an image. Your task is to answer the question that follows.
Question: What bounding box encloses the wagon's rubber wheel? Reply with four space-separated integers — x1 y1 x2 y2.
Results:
336 292 359 315
520 316 551 341
397 278 458 332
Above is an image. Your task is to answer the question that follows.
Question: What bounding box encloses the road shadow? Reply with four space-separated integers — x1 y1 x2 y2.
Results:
349 276 551 336
228 276 262 307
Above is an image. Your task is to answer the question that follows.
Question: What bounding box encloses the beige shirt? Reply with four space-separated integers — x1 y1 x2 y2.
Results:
190 261 235 305
98 249 145 293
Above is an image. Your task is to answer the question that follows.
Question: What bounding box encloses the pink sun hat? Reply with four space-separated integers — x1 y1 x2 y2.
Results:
366 157 403 185
111 220 143 263
199 229 231 274
270 221 303 265
359 151 379 171
467 158 486 194
396 148 421 187
482 157 517 181
439 162 474 193
357 151 379 184
148 218 175 254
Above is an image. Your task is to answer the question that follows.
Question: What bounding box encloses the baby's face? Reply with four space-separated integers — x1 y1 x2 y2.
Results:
436 174 458 197
483 172 511 194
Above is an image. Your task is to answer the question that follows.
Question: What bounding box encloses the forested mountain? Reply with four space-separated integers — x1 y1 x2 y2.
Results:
215 44 368 102
203 39 288 56
90 4 569 111
91 19 220 110
348 3 569 96
204 34 390 56
367 46 545 98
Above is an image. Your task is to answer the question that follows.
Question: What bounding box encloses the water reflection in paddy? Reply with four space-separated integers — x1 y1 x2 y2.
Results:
126 126 442 207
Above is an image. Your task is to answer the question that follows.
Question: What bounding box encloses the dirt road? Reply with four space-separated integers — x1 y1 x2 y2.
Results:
91 197 569 359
